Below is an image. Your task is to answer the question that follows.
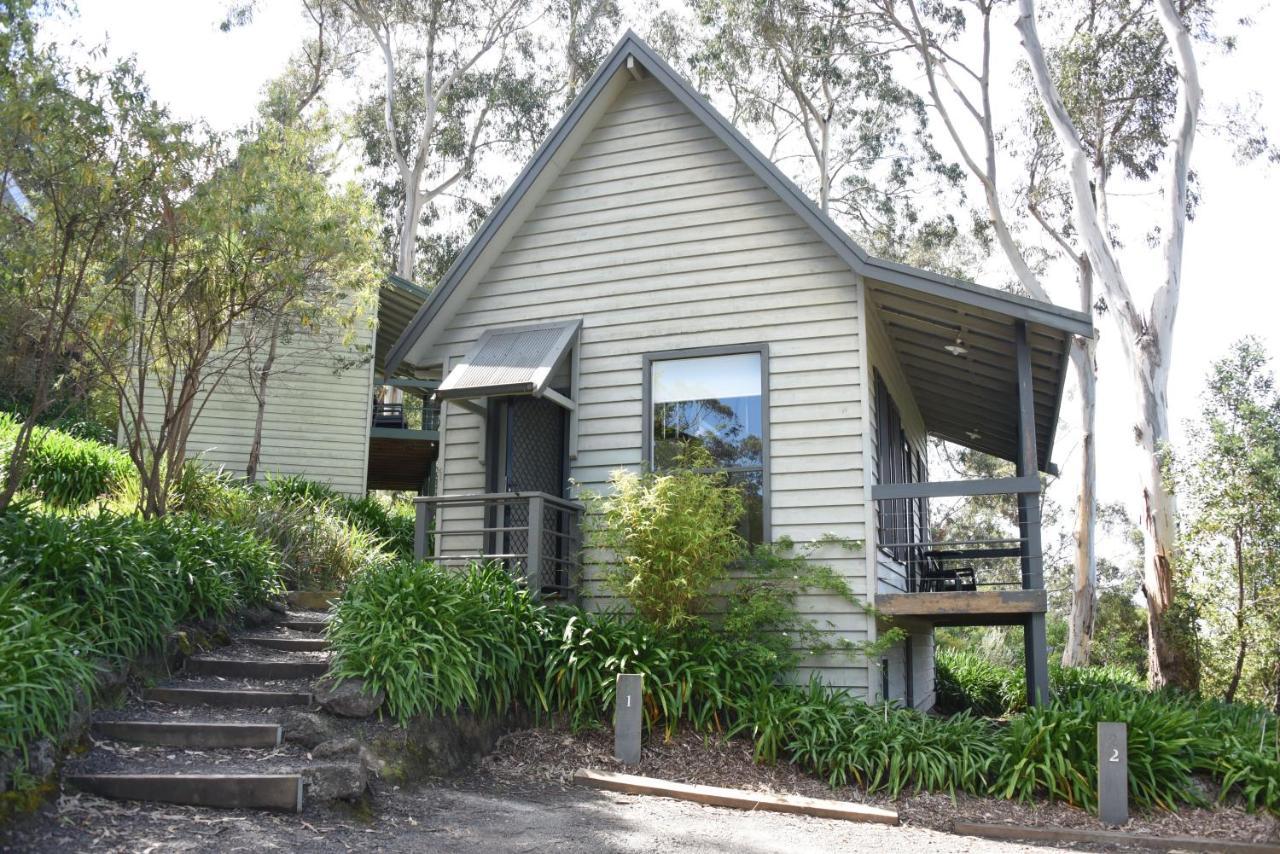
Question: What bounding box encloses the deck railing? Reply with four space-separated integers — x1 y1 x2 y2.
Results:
871 475 1044 595
411 491 582 599
371 400 441 431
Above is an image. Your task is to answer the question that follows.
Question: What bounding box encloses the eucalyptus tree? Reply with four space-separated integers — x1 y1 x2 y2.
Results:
680 0 956 256
861 0 1105 668
1015 0 1210 689
330 0 549 282
1176 338 1280 705
553 0 623 102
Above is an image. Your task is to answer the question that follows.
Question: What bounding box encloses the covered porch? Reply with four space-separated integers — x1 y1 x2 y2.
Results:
865 273 1089 707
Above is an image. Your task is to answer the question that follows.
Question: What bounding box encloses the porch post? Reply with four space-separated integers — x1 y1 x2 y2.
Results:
1016 321 1051 707
526 494 544 595
414 498 433 562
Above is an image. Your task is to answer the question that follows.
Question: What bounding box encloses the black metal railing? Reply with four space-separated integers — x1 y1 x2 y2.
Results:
871 476 1044 595
371 399 441 431
411 491 582 599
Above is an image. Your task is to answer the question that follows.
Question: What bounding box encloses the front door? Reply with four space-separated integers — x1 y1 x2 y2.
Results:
488 395 568 591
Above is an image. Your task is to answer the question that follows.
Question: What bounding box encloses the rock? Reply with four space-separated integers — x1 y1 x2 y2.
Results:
303 761 367 801
281 710 340 748
313 677 384 718
312 737 360 759
0 739 57 788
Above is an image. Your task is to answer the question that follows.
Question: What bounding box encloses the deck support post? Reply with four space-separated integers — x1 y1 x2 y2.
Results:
1015 321 1051 707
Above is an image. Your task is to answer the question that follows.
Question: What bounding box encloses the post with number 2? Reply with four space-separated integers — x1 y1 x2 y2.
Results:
1097 721 1128 825
615 673 643 765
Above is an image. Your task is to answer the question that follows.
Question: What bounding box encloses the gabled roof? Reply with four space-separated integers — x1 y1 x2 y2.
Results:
375 274 430 376
384 31 1092 472
385 31 1090 377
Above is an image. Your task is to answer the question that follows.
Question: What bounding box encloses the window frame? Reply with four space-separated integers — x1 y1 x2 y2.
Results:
641 343 771 544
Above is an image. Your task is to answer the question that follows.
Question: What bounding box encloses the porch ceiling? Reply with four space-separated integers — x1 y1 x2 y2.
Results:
867 279 1073 472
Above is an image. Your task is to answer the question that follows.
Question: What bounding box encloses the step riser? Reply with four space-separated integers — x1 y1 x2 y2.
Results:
66 774 303 813
280 620 328 634
248 637 330 652
185 659 329 679
145 687 312 708
93 721 282 749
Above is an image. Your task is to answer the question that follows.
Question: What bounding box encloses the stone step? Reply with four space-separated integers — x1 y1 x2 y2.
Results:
247 635 330 652
184 657 329 680
280 618 329 634
145 686 313 708
92 720 283 749
65 773 303 812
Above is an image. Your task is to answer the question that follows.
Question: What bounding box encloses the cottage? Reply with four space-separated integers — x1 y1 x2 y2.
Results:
386 32 1092 708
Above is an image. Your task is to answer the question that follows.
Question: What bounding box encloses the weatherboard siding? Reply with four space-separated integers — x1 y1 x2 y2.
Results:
136 318 375 497
431 77 874 693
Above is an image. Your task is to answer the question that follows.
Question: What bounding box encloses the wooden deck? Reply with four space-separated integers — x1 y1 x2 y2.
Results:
875 589 1046 627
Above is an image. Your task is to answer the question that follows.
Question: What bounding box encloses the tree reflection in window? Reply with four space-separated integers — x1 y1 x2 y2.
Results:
650 352 764 544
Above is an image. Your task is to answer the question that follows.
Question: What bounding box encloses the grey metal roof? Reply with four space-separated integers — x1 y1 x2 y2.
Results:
376 274 430 376
436 320 580 401
866 281 1071 471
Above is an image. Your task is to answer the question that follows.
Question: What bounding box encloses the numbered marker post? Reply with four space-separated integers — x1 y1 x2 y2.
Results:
1098 721 1128 826
615 673 643 765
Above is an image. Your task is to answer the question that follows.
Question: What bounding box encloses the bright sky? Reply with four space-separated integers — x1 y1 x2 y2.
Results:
50 0 1280 528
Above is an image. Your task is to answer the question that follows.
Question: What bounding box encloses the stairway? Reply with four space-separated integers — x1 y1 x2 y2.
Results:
63 609 346 813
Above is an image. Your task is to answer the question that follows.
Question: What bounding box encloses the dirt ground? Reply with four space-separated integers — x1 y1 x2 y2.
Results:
1 779 1084 854
3 724 1276 853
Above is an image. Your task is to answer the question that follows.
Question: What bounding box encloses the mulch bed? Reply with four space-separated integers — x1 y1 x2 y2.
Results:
473 723 1280 847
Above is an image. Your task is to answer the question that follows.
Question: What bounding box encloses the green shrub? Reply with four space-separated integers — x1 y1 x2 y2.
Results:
587 452 745 629
935 649 1025 716
731 678 998 797
991 689 1211 812
0 581 97 757
0 412 134 507
0 510 181 661
328 559 545 722
146 514 283 617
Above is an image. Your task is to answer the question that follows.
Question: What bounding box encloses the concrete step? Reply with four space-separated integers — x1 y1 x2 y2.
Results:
92 720 283 749
246 635 330 653
184 657 329 680
145 686 313 708
65 773 303 812
280 618 329 634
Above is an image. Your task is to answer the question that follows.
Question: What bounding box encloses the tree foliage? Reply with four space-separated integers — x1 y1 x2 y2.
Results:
1176 338 1280 708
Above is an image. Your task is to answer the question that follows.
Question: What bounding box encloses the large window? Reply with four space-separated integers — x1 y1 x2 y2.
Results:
646 349 766 544
874 371 927 562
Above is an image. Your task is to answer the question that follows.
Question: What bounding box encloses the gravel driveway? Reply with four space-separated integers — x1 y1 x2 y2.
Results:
1 779 1077 853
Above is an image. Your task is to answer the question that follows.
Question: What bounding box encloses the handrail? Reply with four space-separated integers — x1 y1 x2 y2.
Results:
412 491 582 601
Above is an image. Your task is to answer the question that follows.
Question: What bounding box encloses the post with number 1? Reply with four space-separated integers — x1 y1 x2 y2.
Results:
615 673 643 765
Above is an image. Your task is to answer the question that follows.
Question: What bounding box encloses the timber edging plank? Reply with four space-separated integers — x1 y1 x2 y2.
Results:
184 658 329 679
952 821 1280 853
572 768 898 826
65 774 304 813
144 686 313 708
92 720 283 749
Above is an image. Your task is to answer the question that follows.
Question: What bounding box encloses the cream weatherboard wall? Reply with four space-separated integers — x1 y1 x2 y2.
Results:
132 318 376 497
425 76 878 693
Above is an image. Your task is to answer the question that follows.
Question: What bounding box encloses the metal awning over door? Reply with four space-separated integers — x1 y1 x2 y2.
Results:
436 319 582 460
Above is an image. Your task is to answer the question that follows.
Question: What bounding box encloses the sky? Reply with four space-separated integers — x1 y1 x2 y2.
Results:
49 0 1280 529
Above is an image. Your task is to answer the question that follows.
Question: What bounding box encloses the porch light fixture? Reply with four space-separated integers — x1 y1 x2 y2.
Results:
944 336 968 356
966 430 981 441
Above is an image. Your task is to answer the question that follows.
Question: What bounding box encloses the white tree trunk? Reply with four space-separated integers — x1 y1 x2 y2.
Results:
1063 340 1097 666
1016 0 1201 689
